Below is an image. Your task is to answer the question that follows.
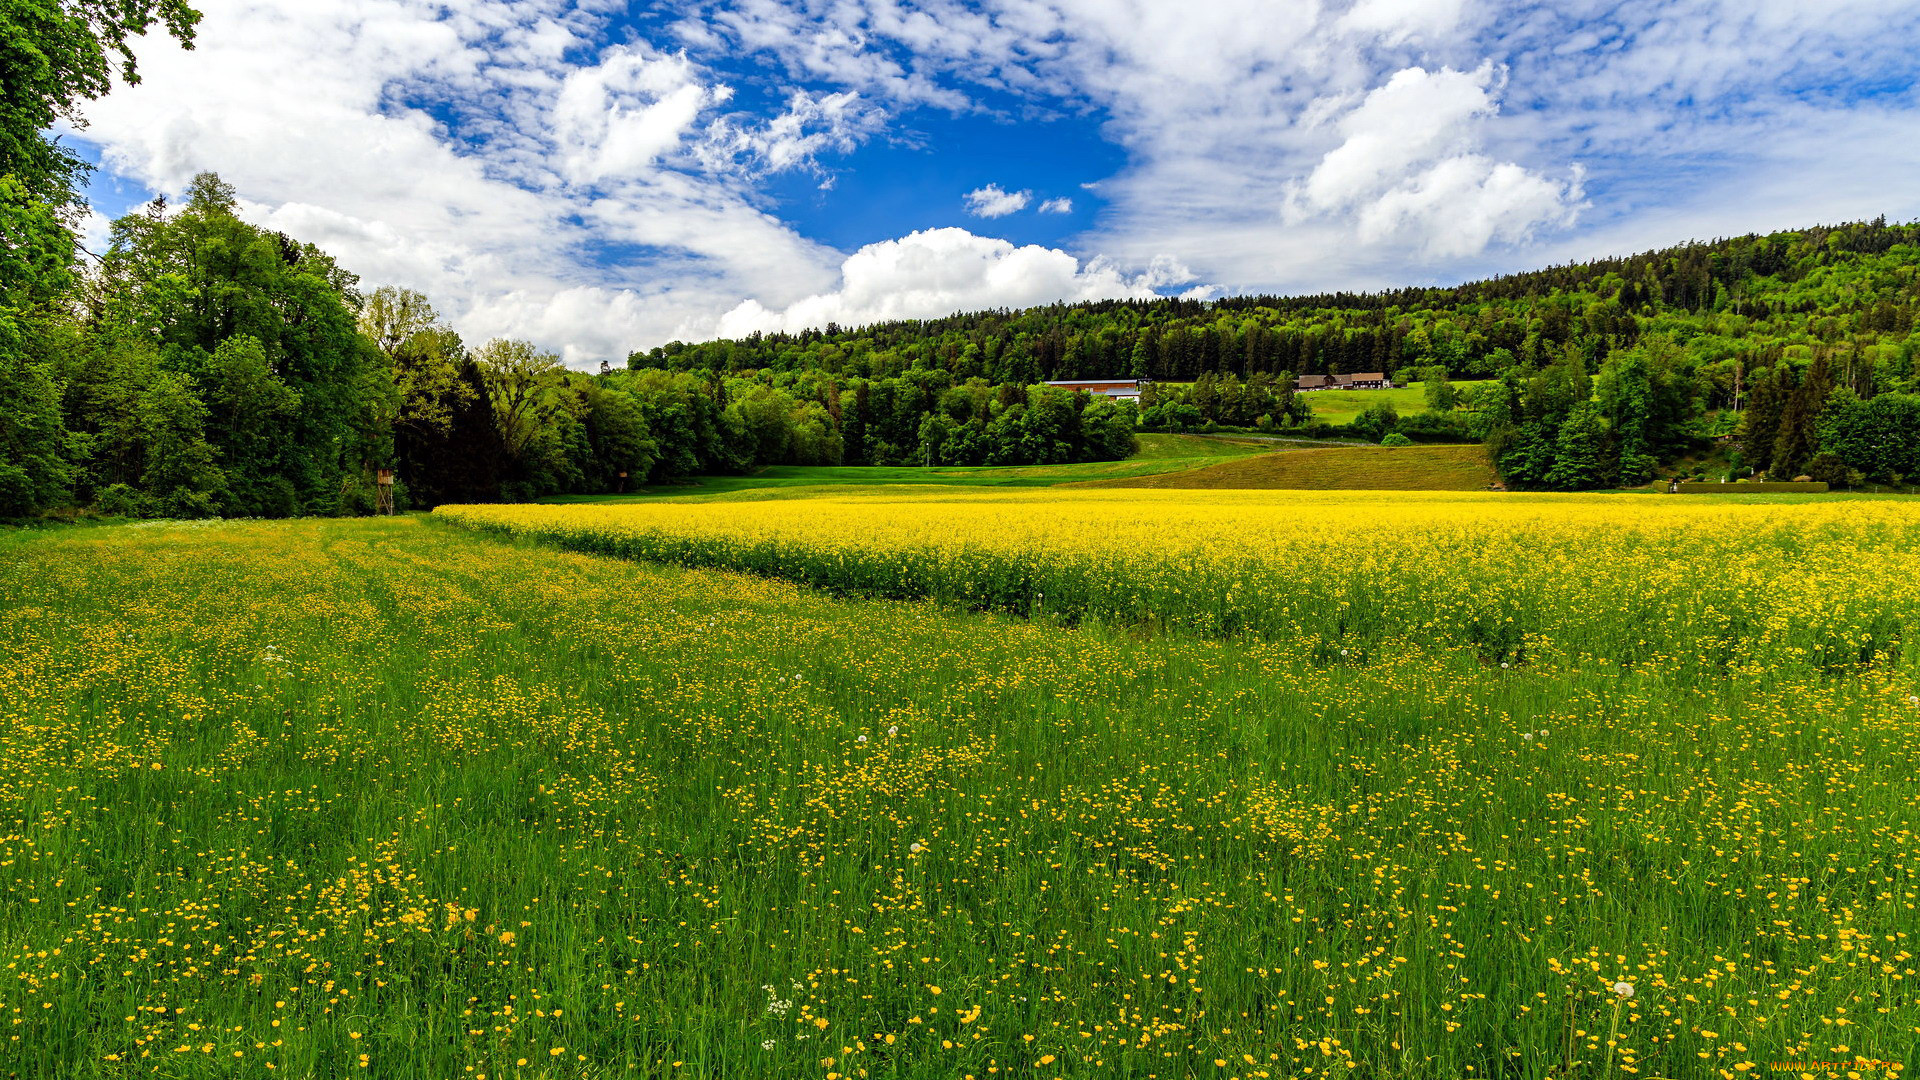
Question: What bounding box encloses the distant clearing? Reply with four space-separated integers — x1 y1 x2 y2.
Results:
1080 443 1497 490
1300 380 1492 420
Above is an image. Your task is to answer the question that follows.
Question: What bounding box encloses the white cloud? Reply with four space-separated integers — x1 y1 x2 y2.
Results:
1358 157 1584 257
76 208 115 257
1337 0 1471 45
699 89 888 176
1287 64 1585 255
963 184 1031 218
682 0 1920 296
1294 65 1501 214
67 0 1920 362
551 46 723 184
75 0 851 366
715 227 1181 336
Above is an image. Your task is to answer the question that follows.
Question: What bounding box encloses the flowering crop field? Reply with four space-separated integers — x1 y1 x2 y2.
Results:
3 511 1917 1079
437 490 1920 677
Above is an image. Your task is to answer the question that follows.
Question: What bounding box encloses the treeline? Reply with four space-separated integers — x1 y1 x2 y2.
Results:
0 8 1140 517
635 221 1920 488
1 172 1139 516
634 220 1920 395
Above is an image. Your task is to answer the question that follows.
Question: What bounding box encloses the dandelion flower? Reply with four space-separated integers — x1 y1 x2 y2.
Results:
1613 981 1634 998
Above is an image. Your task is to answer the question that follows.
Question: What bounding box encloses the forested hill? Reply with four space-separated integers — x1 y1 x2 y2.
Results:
633 218 1920 398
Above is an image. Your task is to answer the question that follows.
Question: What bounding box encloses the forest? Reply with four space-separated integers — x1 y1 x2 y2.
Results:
6 2 1920 518
636 220 1920 489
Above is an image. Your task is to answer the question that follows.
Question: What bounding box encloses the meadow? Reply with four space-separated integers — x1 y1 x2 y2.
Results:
1078 446 1496 492
1297 383 1489 422
538 435 1283 504
2 500 1916 1079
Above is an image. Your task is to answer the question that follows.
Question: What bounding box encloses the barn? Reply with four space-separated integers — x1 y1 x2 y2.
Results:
1043 379 1144 402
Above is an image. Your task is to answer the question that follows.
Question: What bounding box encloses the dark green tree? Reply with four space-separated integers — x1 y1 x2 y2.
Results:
1545 401 1609 490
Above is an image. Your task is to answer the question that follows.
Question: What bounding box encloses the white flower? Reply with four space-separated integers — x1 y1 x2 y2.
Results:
1613 981 1634 998
857 734 868 743
1538 728 1549 736
909 842 924 853
1500 662 1509 669
761 1040 775 1050
1521 733 1534 741
887 725 898 736
1339 648 1348 656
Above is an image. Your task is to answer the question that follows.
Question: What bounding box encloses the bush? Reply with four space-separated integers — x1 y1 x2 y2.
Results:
1380 432 1414 447
1804 452 1859 489
94 484 149 518
1349 402 1401 442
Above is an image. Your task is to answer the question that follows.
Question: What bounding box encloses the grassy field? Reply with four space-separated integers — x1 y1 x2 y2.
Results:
7 504 1919 1078
1299 381 1490 421
1080 444 1497 491
540 434 1274 503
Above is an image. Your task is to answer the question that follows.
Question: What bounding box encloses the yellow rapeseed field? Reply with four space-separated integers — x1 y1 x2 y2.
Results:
438 490 1920 675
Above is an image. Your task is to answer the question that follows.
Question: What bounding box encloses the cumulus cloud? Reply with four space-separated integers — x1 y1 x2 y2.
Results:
715 227 1182 336
1288 64 1584 255
1037 196 1073 214
963 184 1031 218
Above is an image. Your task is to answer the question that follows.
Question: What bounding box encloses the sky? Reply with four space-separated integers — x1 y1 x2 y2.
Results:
63 0 1920 366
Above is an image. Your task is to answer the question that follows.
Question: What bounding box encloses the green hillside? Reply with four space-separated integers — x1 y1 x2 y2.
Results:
631 220 1920 493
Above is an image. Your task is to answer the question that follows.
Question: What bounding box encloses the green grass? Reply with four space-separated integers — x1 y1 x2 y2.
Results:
540 434 1269 503
1301 381 1490 421
4 515 1917 1078
1082 443 1497 490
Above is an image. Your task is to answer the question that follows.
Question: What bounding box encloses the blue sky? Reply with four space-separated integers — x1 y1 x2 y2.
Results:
64 0 1920 365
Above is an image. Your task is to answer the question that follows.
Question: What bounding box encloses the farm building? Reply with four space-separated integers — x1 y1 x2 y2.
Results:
1044 379 1144 402
1296 372 1395 391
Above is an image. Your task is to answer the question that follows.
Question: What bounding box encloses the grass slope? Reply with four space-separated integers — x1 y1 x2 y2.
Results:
1079 442 1497 490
